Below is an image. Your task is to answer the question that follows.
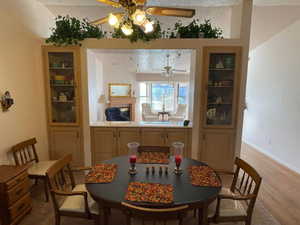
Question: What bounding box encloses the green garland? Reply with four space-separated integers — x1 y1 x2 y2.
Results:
165 19 223 39
46 15 105 46
46 16 223 46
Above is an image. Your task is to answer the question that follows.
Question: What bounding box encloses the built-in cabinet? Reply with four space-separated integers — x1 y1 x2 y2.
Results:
200 46 241 170
43 46 84 166
91 127 192 165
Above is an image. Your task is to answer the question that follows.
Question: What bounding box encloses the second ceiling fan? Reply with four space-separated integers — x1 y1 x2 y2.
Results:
91 0 196 36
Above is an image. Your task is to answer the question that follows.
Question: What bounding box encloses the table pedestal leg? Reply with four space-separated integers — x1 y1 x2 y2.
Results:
103 207 110 225
198 206 208 225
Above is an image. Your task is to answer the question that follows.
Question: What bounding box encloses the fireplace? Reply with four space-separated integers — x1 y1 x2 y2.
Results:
108 97 136 121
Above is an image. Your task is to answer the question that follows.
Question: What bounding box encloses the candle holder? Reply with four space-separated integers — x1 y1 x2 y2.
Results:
128 142 139 175
173 142 184 175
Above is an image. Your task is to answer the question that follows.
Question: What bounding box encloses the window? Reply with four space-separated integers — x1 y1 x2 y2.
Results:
151 83 175 112
178 83 188 105
139 82 188 114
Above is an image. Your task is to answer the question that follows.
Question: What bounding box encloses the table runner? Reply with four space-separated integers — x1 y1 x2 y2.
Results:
189 166 221 187
85 164 117 183
125 182 173 204
136 152 169 164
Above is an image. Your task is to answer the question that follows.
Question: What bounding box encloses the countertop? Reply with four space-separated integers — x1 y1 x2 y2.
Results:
90 121 193 129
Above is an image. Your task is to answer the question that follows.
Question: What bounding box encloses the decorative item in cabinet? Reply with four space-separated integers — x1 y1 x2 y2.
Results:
43 47 81 126
203 47 241 128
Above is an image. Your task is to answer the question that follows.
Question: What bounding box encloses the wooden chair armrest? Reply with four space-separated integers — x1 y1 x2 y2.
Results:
70 166 93 172
52 190 87 197
218 193 256 200
121 202 189 212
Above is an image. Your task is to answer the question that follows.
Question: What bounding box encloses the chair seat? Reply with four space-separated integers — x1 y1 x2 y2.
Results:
208 188 247 218
28 160 57 176
60 184 98 215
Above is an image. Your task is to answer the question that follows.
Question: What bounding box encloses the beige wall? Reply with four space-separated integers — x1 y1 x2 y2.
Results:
0 0 54 164
243 17 300 173
250 6 300 49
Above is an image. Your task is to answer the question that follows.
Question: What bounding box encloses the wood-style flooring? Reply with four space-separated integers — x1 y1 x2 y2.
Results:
241 143 300 225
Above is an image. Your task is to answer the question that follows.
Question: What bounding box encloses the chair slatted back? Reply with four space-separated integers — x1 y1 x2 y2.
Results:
46 154 75 192
122 202 188 225
138 146 170 154
231 158 262 211
11 138 39 166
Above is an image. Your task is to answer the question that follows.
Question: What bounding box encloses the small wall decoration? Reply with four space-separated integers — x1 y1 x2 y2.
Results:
1 91 14 112
109 83 132 98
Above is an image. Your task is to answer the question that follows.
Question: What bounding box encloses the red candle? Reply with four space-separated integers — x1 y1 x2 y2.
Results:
175 155 182 166
129 155 137 164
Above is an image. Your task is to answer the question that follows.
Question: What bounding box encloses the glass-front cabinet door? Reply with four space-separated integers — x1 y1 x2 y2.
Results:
202 47 241 128
43 47 81 126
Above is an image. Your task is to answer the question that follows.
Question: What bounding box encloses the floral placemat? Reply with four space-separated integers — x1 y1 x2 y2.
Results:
85 164 117 183
125 182 174 204
189 166 221 187
136 152 169 164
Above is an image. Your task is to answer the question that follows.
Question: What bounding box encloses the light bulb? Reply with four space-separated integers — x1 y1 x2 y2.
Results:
143 20 154 33
121 24 133 36
108 13 119 28
132 9 146 26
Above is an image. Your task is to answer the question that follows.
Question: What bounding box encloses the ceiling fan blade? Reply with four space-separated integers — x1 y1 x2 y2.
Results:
134 0 147 6
146 7 195 18
90 16 109 25
173 69 187 72
97 0 121 8
91 13 124 25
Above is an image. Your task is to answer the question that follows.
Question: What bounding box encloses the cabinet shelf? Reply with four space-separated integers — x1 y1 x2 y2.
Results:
51 84 74 87
49 67 73 70
52 100 74 104
208 86 233 88
209 68 234 71
207 103 232 105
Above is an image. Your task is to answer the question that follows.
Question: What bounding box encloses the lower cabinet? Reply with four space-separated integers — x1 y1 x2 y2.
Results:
141 128 165 146
91 127 192 164
200 129 235 171
91 128 117 164
49 127 83 166
118 128 140 156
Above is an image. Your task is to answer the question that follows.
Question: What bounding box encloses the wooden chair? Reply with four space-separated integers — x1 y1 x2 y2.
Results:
122 202 189 225
10 138 57 201
208 157 262 225
46 154 99 225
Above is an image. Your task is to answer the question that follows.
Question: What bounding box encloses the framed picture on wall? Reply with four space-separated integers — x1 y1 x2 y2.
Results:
109 83 131 98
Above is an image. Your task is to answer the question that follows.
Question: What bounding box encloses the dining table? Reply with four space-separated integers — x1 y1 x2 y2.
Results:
86 155 222 225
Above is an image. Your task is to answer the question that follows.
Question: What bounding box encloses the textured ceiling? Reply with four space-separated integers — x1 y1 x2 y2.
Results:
90 49 193 73
37 0 300 6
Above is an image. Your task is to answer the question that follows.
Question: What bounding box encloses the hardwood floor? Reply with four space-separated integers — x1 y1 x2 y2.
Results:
241 142 300 225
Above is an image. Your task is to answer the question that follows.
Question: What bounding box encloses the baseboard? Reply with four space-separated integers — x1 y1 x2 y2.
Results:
243 139 300 175
0 160 10 165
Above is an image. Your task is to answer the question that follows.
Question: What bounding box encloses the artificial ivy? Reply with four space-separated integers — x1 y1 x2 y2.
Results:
165 19 223 39
46 15 105 46
46 16 223 46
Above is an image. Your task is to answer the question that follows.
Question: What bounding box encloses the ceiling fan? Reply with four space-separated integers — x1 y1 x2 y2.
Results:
91 0 196 36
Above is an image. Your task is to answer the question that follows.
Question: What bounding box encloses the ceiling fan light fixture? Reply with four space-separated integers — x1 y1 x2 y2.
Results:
108 13 120 28
143 20 154 33
132 9 146 26
121 23 133 36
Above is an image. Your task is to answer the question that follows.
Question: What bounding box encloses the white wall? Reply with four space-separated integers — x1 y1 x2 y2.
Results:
0 0 54 164
243 18 300 173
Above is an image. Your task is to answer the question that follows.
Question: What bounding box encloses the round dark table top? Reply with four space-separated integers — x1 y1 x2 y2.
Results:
86 156 221 207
